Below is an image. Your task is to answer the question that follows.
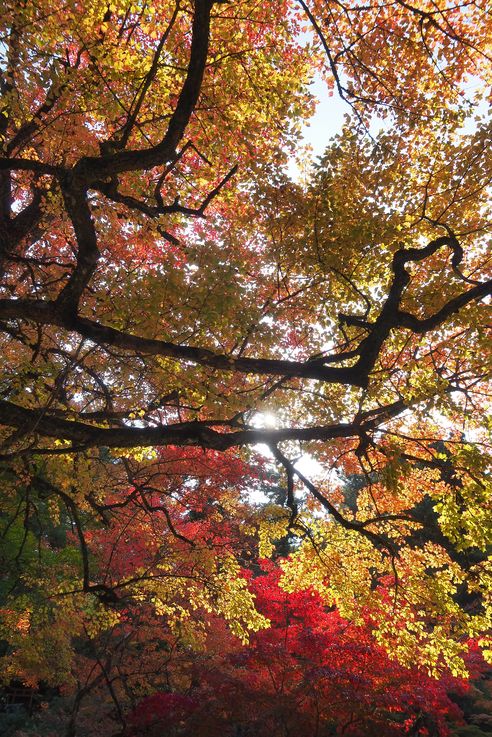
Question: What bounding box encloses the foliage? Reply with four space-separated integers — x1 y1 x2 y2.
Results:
0 0 491 734
147 564 471 737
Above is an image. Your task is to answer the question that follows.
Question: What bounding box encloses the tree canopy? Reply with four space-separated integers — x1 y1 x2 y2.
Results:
0 0 491 735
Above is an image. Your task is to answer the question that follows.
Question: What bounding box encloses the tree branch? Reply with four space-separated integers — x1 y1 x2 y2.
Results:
71 0 213 182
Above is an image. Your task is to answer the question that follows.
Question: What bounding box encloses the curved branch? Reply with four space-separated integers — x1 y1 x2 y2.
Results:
397 279 492 333
72 0 213 182
272 444 397 555
0 298 366 385
55 183 100 311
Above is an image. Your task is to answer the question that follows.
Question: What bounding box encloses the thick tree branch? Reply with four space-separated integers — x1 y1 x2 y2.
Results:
0 298 366 385
0 158 62 176
111 2 181 151
71 0 213 182
0 397 361 451
352 235 477 377
0 233 488 389
56 183 100 311
397 279 492 333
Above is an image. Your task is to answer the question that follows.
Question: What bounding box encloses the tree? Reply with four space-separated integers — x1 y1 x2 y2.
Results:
0 0 491 732
127 563 476 737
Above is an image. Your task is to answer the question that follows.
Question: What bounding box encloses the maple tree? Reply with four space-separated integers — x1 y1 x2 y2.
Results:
0 0 491 734
126 564 479 737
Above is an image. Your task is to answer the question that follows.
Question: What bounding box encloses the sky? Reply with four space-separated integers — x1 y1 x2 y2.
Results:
289 68 489 182
304 75 349 151
287 74 350 180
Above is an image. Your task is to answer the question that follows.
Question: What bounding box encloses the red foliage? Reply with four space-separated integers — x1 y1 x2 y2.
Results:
129 562 469 737
129 692 198 733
